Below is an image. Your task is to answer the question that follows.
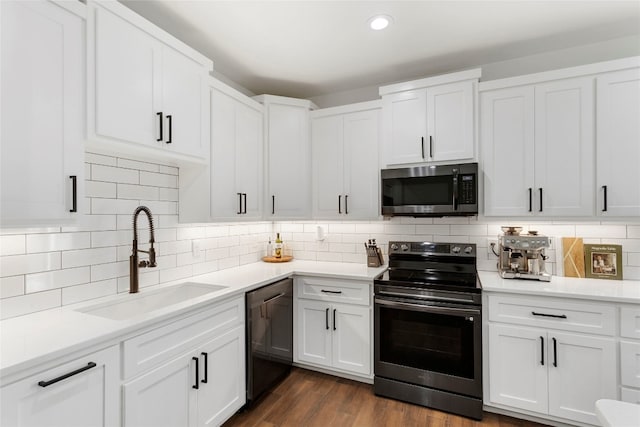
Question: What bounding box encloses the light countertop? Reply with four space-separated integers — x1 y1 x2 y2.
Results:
0 260 386 379
479 271 640 303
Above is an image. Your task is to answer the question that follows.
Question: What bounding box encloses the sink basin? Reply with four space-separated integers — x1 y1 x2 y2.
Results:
78 282 228 320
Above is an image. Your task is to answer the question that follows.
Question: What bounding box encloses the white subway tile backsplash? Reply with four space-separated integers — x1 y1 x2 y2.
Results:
0 235 25 256
575 225 628 239
61 214 117 233
158 165 179 176
415 224 450 235
25 267 90 293
139 171 177 188
62 279 117 305
91 261 128 282
0 290 61 320
85 152 117 166
0 276 24 298
91 230 131 248
1 252 61 277
628 226 640 238
629 253 640 267
117 184 159 200
159 188 179 202
26 232 90 253
117 158 160 173
63 247 116 269
92 198 141 215
142 200 178 215
85 181 117 198
160 265 193 283
92 164 138 184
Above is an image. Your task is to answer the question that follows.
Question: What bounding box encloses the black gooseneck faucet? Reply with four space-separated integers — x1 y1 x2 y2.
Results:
130 206 157 293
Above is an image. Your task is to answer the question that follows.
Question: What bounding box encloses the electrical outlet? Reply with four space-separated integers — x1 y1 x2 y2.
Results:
192 240 201 258
487 238 498 256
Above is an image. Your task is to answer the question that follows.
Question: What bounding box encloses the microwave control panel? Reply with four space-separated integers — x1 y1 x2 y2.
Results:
458 174 476 204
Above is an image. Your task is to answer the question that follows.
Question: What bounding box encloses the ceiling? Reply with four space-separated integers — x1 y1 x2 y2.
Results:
120 1 640 99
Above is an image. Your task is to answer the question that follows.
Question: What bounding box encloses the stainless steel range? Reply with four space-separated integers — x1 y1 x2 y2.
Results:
374 241 482 420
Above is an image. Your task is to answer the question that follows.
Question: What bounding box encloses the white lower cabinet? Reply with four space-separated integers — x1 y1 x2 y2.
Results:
486 294 617 425
122 296 245 427
621 306 640 404
0 345 120 427
294 277 371 378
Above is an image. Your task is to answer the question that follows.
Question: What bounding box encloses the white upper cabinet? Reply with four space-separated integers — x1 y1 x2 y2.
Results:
210 80 263 220
311 102 380 220
380 69 480 166
88 1 212 163
256 95 315 220
1 0 84 226
596 68 640 217
482 77 594 216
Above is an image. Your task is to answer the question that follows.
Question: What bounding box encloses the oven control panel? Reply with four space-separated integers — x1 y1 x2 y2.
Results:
389 241 475 257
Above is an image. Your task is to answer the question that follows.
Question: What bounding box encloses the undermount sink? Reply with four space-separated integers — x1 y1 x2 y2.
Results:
77 282 228 321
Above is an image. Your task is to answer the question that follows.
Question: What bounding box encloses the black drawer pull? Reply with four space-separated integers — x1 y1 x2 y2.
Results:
69 175 77 213
333 309 337 331
156 112 163 142
166 115 172 144
338 195 342 214
237 193 243 215
552 337 558 367
528 188 533 212
345 195 349 215
532 311 567 319
38 362 96 387
321 290 342 294
192 356 199 389
325 308 329 330
602 185 608 212
272 195 275 215
201 352 208 384
538 188 543 212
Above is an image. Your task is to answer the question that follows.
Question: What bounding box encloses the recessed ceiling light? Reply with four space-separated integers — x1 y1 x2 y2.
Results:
368 15 393 31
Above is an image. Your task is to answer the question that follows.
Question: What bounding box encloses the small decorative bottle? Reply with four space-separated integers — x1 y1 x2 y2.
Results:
274 233 283 259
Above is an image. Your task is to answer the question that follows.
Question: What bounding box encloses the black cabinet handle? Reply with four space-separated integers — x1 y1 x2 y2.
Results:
192 356 199 389
38 362 96 387
321 290 342 294
201 352 208 384
532 311 567 319
156 112 163 142
538 188 543 212
421 137 425 159
540 336 544 366
345 195 349 215
338 195 342 214
325 308 329 330
429 135 433 158
237 193 242 215
69 175 77 213
166 115 172 144
528 188 533 212
602 185 608 212
272 195 275 215
242 193 247 214
333 309 337 331
552 337 558 367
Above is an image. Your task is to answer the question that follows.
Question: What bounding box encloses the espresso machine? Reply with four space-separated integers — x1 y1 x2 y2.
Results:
497 227 551 281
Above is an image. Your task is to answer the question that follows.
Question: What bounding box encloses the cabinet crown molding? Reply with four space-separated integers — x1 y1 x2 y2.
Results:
379 68 482 96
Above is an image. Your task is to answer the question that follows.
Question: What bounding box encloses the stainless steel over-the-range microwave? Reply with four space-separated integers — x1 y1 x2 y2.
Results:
381 162 478 217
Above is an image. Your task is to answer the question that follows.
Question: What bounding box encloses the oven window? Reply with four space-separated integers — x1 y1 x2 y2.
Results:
379 305 475 379
382 175 452 206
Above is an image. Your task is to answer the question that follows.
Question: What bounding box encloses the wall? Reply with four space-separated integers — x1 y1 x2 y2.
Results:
309 35 640 108
0 152 270 320
1 153 639 320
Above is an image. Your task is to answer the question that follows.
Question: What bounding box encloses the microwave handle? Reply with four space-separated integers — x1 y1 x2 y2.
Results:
452 170 459 210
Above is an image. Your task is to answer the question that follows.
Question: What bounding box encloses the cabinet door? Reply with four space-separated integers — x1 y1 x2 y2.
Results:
488 324 548 414
534 78 594 216
1 345 119 427
296 299 332 368
426 81 474 162
161 46 208 159
331 303 371 375
123 354 195 427
311 115 344 219
621 340 640 388
93 3 159 146
210 88 239 219
197 326 245 427
481 87 535 216
1 0 83 226
343 110 380 219
267 103 311 219
596 69 640 216
547 332 616 425
235 101 263 219
383 89 427 165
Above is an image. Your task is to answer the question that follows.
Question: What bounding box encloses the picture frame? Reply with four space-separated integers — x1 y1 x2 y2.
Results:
584 244 623 280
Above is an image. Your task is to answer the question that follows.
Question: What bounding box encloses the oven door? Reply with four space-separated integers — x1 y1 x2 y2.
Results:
374 295 482 397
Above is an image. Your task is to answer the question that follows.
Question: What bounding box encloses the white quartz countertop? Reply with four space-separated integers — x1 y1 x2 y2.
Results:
479 271 640 303
0 260 386 379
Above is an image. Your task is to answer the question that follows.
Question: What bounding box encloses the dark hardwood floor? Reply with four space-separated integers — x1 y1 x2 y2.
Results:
223 368 549 427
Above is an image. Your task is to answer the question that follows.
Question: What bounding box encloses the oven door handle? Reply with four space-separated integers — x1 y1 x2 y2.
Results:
375 297 480 317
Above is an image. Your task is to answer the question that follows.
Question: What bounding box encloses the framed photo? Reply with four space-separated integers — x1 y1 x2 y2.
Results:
584 244 623 280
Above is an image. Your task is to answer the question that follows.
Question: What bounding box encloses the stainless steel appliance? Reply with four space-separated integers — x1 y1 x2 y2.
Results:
374 241 482 420
381 162 478 217
246 278 293 405
497 227 551 281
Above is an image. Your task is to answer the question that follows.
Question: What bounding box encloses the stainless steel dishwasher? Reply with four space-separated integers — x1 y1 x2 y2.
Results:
245 277 293 405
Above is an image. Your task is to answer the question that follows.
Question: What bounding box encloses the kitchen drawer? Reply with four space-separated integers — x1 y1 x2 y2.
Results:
621 305 640 339
295 276 371 306
487 294 615 336
122 296 243 379
622 388 640 404
621 340 640 388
